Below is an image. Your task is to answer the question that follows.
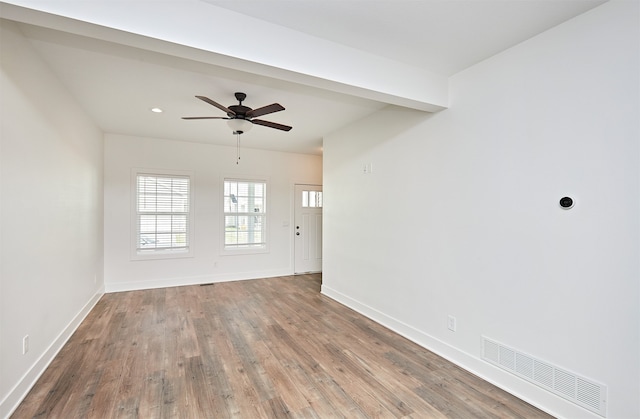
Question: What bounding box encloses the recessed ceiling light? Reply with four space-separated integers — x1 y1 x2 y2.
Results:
150 107 163 113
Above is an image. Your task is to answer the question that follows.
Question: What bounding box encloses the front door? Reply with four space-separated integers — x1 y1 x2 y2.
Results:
294 184 322 273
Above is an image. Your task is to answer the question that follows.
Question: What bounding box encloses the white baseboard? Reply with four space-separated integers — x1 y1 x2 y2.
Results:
320 285 598 419
321 284 472 364
105 269 293 293
0 286 105 419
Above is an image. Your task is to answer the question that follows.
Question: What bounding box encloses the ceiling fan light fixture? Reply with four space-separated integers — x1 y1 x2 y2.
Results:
227 118 252 134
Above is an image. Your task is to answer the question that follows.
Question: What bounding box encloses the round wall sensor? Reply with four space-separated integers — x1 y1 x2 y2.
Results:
559 196 574 209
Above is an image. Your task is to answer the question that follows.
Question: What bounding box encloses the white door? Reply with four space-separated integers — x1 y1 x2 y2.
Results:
294 184 323 273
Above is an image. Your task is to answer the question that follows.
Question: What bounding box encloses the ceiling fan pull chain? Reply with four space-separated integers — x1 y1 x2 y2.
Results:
236 133 241 164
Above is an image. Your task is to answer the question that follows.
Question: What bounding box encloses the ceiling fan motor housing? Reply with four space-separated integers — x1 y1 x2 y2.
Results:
228 105 251 119
228 93 250 118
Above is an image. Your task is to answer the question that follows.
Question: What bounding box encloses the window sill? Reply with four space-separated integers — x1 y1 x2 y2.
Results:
131 248 193 261
221 246 268 256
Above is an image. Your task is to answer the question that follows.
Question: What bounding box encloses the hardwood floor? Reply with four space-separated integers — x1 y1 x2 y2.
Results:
12 274 552 418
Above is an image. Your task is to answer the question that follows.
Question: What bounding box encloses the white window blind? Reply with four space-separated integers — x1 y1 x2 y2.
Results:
136 174 190 253
224 179 266 249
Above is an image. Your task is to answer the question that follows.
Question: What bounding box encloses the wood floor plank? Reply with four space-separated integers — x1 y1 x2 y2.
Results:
309 371 370 418
253 340 311 414
11 274 553 419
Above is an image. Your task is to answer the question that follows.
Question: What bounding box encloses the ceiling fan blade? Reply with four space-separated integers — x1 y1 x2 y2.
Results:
252 119 292 131
182 116 229 120
246 103 284 118
196 96 235 116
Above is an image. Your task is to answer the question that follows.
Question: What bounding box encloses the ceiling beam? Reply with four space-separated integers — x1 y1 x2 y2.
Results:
0 0 448 112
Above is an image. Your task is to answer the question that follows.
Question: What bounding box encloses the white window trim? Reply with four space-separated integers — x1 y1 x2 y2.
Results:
130 168 194 261
221 175 270 256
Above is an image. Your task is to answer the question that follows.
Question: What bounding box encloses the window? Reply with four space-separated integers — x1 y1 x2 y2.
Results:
224 179 267 250
302 190 323 208
134 172 191 258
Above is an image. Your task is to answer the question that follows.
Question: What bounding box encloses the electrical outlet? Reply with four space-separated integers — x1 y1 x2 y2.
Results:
22 335 29 354
447 315 457 332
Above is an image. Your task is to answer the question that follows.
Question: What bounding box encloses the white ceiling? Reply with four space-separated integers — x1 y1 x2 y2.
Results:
3 0 606 155
204 0 606 76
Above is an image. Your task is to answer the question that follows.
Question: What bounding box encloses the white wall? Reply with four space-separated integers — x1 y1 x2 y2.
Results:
0 20 104 417
322 2 639 418
104 134 322 292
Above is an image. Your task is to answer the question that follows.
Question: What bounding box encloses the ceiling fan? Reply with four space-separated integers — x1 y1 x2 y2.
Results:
182 92 292 134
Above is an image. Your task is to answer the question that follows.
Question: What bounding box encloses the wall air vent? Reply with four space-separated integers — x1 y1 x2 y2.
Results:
482 337 607 417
